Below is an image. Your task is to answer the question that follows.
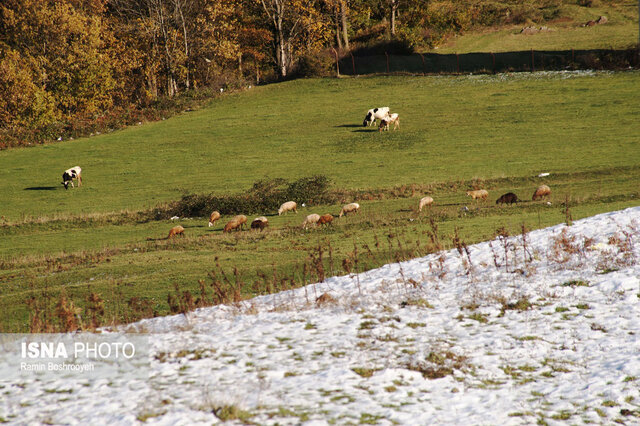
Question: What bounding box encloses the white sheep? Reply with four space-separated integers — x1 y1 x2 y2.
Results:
418 196 434 212
278 201 297 215
339 202 360 217
363 107 390 127
302 213 321 229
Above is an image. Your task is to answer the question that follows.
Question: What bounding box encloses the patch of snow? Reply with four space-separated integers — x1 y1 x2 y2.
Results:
2 207 639 424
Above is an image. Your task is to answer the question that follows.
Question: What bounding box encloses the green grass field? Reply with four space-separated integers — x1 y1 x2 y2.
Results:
433 1 639 53
1 71 639 332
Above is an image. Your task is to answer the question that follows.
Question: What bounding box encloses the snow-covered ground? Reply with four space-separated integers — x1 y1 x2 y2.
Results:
2 207 639 425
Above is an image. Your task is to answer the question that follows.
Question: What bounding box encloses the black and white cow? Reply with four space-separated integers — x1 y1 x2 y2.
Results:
363 107 390 127
61 166 82 189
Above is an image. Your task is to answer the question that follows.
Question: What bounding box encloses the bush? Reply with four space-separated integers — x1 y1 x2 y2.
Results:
350 39 415 57
165 175 337 218
293 51 334 78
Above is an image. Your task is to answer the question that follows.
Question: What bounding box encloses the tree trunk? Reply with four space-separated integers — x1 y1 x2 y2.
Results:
175 0 190 90
390 0 398 37
340 0 349 50
335 7 342 50
275 3 287 78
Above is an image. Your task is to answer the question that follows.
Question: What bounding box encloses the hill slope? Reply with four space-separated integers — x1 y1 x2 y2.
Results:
2 207 639 424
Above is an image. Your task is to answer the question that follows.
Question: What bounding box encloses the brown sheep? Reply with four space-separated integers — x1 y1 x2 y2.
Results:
532 185 551 201
167 225 185 239
251 216 269 230
223 215 247 233
496 192 520 205
339 203 360 217
318 214 334 225
466 189 488 201
208 211 221 227
418 196 434 212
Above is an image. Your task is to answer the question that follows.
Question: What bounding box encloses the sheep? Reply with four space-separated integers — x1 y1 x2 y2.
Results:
418 196 434 212
278 201 297 215
167 225 185 239
532 184 551 201
363 107 390 127
496 192 519 205
61 166 82 189
251 216 269 230
317 214 334 225
378 113 400 132
302 213 321 229
339 202 360 217
466 189 488 201
223 215 247 233
208 211 221 227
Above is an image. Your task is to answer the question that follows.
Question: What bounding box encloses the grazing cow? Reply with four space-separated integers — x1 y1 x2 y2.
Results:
496 192 520 205
61 166 82 189
363 107 390 127
378 113 400 132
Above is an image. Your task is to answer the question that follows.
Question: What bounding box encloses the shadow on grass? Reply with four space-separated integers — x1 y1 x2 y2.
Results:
336 124 362 128
24 186 58 191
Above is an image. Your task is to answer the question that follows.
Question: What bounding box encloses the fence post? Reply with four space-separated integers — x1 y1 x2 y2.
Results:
419 53 426 74
331 48 340 77
350 51 356 75
531 49 535 72
385 51 390 73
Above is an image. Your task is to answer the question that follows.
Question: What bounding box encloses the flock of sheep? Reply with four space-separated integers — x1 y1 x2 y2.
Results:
164 183 551 239
61 106 553 241
166 201 361 239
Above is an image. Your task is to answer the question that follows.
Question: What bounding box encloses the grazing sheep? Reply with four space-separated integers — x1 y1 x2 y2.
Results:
363 107 390 127
251 216 269 230
496 193 520 205
223 215 247 233
318 214 334 225
167 225 185 239
302 213 321 229
532 185 551 201
378 113 400 132
61 166 82 189
418 196 434 212
339 202 360 217
278 201 297 215
466 189 488 201
208 211 221 227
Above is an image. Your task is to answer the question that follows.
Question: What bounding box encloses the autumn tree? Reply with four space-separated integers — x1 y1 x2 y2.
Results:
254 0 330 78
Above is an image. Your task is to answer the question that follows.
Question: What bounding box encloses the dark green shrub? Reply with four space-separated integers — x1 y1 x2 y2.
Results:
165 175 337 218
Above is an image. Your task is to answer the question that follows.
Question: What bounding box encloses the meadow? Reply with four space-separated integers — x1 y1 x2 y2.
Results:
1 71 639 332
433 1 639 53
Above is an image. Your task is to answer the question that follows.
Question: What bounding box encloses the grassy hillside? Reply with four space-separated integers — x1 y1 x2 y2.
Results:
1 72 639 220
1 72 639 332
433 1 639 53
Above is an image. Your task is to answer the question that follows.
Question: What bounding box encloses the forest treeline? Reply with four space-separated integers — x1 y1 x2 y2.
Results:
0 0 571 147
